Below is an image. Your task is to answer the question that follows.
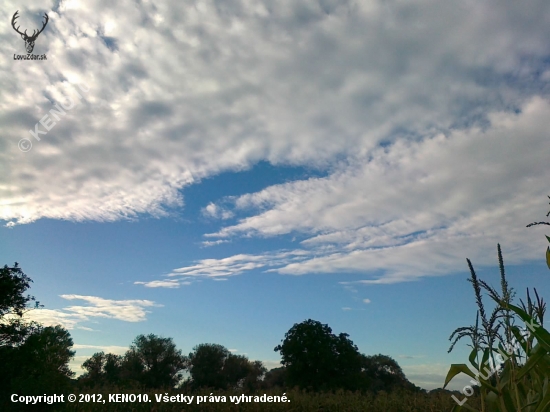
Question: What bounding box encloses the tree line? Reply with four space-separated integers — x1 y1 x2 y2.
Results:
1 263 421 409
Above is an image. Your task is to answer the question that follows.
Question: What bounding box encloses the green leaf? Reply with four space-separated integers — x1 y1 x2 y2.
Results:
499 302 550 351
517 344 549 380
444 364 476 388
469 347 479 370
546 246 550 270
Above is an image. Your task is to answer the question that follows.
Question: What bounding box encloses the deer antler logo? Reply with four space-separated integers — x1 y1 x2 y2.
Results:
12 10 49 54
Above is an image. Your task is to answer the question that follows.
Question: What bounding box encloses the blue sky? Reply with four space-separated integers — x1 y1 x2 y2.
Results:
2 0 550 391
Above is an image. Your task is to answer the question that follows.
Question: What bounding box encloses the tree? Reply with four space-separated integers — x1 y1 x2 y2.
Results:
81 351 107 382
0 264 75 410
104 353 123 384
2 325 75 408
120 334 187 388
274 319 363 391
188 343 228 389
0 263 40 317
0 263 41 346
80 352 123 387
188 343 266 390
360 354 417 392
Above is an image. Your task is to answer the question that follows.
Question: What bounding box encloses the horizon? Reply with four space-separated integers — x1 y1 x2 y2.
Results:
2 0 550 392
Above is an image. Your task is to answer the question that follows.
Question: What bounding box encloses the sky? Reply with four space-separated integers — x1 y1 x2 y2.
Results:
1 0 550 392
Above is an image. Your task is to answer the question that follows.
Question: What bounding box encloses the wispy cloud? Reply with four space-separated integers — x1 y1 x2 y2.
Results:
168 251 310 279
20 295 162 329
60 295 162 322
134 279 183 288
201 240 230 247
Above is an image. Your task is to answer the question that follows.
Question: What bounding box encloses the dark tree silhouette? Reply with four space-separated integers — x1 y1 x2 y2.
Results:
0 263 42 346
0 264 75 410
361 354 419 393
188 343 266 390
188 343 228 389
79 351 123 387
1 325 75 410
274 319 363 391
0 262 40 316
119 334 187 388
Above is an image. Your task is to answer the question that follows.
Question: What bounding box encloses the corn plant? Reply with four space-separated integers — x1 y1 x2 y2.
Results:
444 243 550 411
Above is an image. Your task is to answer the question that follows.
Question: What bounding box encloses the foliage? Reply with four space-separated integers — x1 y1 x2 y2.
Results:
0 325 75 410
80 335 188 389
0 262 40 317
122 334 187 388
79 351 123 387
187 343 266 390
0 263 75 409
0 262 42 346
274 319 364 391
361 354 421 393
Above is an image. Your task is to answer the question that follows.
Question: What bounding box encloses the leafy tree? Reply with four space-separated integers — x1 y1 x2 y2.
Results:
188 343 228 388
16 325 75 381
104 353 123 383
243 360 268 390
188 343 266 390
0 263 42 346
79 351 123 387
0 264 75 409
274 319 363 391
1 325 75 410
0 262 40 317
120 334 187 388
360 354 418 392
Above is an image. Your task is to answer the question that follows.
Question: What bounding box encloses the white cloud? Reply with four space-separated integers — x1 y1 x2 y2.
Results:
134 279 182 288
1 0 549 227
60 295 162 322
202 239 230 247
363 299 371 304
18 295 162 329
202 203 234 220
10 308 88 330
